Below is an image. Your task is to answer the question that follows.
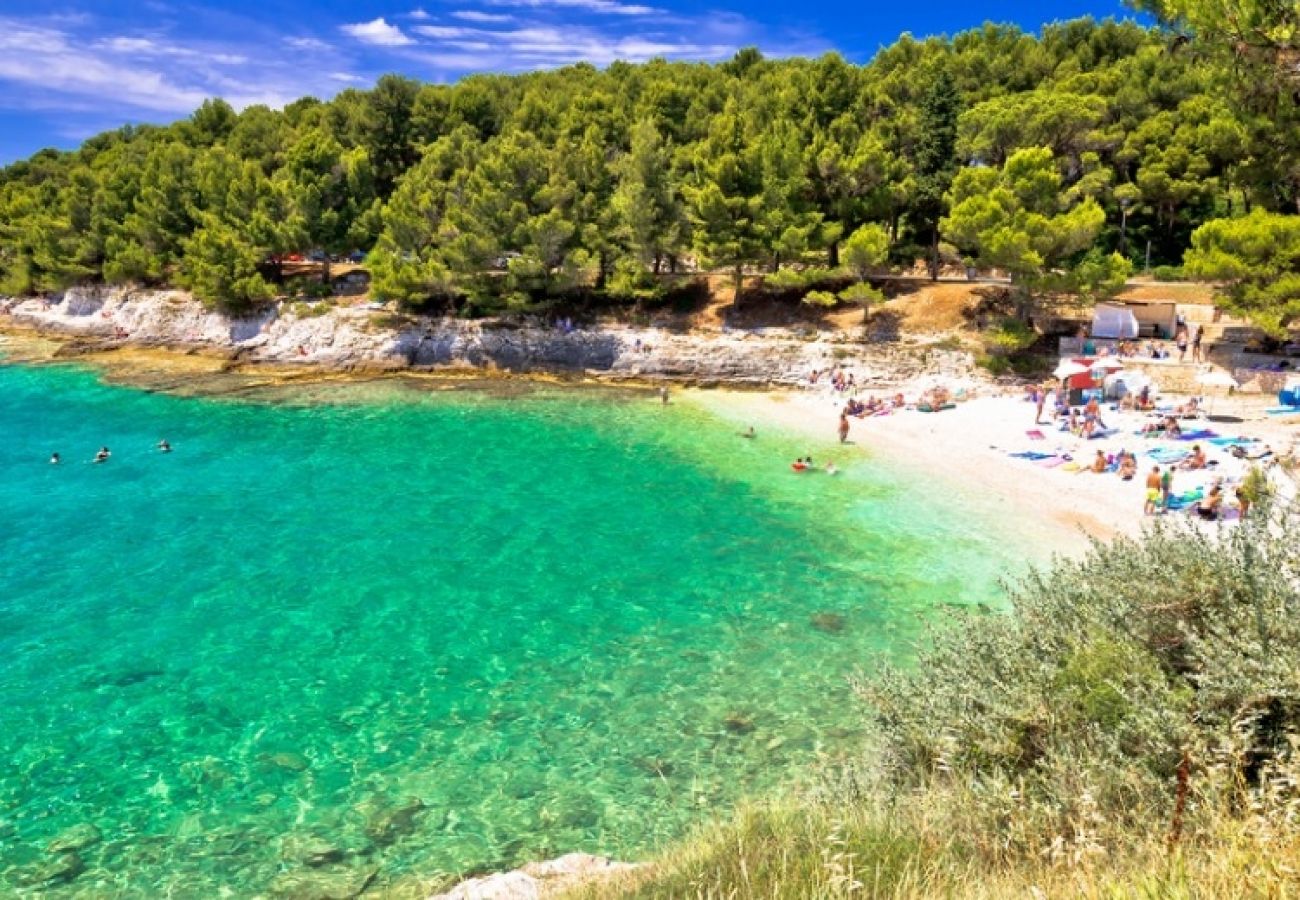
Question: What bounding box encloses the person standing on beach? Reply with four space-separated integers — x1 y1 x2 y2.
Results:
1160 466 1174 512
838 411 850 444
659 386 669 406
1034 385 1046 424
1192 326 1204 363
1176 325 1189 362
1144 466 1162 515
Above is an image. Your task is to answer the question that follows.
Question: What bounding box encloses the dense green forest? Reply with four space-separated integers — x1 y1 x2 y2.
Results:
3 11 1300 329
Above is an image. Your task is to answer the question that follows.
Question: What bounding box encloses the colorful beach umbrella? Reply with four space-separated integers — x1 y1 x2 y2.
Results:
1092 356 1125 371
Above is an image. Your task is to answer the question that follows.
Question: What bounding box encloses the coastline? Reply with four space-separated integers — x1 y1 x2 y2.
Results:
5 293 1295 900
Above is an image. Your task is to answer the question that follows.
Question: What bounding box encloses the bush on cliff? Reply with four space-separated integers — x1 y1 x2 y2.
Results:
573 504 1300 897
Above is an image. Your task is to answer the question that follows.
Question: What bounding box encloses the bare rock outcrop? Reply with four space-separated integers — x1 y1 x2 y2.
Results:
431 853 637 899
2 287 975 387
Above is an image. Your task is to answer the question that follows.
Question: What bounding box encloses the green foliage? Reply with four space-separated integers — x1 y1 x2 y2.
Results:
841 223 890 280
838 282 885 307
177 217 274 313
4 16 1300 310
802 290 838 308
983 315 1038 354
943 147 1107 290
1185 209 1300 333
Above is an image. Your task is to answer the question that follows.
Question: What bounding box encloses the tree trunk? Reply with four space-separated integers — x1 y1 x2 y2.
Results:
928 226 940 281
828 240 840 268
596 250 608 291
771 252 780 273
653 252 662 275
322 257 331 288
733 265 743 307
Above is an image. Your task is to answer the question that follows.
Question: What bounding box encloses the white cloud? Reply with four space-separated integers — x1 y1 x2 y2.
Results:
409 7 432 19
484 0 659 15
0 20 208 113
340 17 414 46
329 72 366 83
286 36 332 51
450 10 516 23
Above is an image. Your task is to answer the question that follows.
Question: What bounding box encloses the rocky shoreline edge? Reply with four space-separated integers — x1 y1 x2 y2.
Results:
0 286 976 391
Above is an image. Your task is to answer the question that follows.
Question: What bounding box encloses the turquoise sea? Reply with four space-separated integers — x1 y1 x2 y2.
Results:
0 352 1028 896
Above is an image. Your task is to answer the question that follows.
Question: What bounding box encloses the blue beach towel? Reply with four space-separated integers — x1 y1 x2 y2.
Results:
1165 488 1205 511
1147 446 1190 464
1176 429 1218 441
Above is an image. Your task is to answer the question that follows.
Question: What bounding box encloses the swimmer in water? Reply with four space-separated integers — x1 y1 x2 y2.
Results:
93 447 111 464
739 426 755 439
158 439 172 453
49 452 60 465
825 461 838 475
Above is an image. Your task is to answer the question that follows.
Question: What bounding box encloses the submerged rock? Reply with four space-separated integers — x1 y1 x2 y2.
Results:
47 823 102 853
21 851 86 886
281 833 346 868
362 796 425 847
267 865 376 900
723 713 755 735
810 612 847 633
263 751 311 773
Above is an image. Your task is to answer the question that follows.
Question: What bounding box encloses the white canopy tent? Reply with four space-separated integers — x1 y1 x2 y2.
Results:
1091 303 1140 340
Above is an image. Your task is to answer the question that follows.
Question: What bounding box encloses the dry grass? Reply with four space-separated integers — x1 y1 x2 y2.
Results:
562 796 1300 899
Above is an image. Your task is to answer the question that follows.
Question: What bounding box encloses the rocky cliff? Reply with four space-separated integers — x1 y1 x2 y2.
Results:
1 286 976 387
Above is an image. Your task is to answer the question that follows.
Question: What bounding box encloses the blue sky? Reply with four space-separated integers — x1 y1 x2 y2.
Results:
0 1 1142 164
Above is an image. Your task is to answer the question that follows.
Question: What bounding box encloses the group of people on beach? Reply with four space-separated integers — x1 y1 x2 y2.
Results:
49 440 171 465
808 368 856 393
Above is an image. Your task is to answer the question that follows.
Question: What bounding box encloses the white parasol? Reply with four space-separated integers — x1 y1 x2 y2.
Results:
1053 360 1091 380
1195 369 1239 389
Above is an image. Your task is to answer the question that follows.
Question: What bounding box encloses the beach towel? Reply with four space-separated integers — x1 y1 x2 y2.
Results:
1026 429 1046 440
1165 488 1205 511
1147 446 1190 464
1010 451 1056 460
1265 406 1300 417
1176 429 1218 441
1209 436 1256 447
1037 456 1068 469
1086 427 1118 440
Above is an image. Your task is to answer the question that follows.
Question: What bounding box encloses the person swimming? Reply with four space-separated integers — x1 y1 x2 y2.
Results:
739 426 755 439
824 461 839 475
49 452 60 465
157 439 172 453
93 447 111 464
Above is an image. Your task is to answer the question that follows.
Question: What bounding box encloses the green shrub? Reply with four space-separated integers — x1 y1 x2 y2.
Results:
1152 264 1185 281
803 290 839 308
983 315 1037 354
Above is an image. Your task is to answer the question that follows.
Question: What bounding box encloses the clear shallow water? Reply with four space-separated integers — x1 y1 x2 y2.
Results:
0 357 1022 896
